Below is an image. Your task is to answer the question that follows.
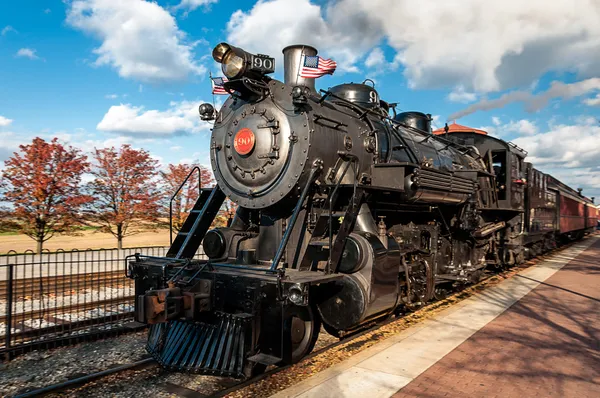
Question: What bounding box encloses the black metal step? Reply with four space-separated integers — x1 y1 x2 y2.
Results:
308 241 330 249
319 212 346 218
167 187 225 259
247 353 281 366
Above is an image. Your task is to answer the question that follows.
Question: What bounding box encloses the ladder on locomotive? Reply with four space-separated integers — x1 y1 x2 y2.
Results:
166 166 225 259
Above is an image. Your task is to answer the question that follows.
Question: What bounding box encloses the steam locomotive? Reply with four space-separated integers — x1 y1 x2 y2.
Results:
127 43 598 379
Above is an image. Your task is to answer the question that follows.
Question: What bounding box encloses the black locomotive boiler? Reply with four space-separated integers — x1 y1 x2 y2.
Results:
127 43 597 378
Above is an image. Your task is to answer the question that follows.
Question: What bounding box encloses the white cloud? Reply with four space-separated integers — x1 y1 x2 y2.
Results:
505 119 538 136
0 116 13 127
227 0 600 93
583 94 600 106
172 0 218 13
364 47 385 69
105 94 118 99
97 100 210 137
170 146 183 151
509 118 600 198
1 25 16 36
0 132 19 164
52 132 73 142
44 9 51 14
447 86 477 103
480 118 537 138
430 114 441 128
513 118 600 170
227 0 379 73
66 0 207 83
16 48 39 60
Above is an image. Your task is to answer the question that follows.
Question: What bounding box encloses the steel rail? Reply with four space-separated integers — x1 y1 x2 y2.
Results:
0 270 129 300
13 357 157 398
0 295 134 324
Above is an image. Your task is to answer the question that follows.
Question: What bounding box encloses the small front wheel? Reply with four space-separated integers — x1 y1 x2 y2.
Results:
282 305 321 364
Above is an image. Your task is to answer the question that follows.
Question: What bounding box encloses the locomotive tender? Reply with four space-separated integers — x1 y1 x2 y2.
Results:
127 43 598 378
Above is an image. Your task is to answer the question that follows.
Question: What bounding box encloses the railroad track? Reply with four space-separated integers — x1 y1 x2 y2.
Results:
0 295 135 324
8 239 581 398
1 270 135 353
13 357 157 398
0 270 131 300
8 262 537 397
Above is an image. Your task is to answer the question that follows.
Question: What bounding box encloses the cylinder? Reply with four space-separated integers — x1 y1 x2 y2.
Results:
282 45 318 92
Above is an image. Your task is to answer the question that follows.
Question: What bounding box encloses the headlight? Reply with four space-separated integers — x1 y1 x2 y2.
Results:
198 103 215 121
221 51 245 79
288 283 308 306
211 42 275 80
212 43 230 63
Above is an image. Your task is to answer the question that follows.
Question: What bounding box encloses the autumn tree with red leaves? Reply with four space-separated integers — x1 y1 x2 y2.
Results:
87 145 161 249
160 163 213 232
0 138 91 253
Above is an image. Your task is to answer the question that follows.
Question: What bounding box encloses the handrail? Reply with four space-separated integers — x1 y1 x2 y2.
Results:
270 160 322 271
169 166 202 245
328 155 358 270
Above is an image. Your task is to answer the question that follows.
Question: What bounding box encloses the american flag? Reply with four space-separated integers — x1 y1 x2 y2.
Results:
211 76 228 95
299 55 337 78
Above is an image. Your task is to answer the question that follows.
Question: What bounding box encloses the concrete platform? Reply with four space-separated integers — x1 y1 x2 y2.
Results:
271 235 599 398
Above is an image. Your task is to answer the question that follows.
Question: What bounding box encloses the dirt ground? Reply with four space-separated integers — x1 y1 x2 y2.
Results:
0 229 171 254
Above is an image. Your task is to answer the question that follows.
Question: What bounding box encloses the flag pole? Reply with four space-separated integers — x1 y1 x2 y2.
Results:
209 71 217 111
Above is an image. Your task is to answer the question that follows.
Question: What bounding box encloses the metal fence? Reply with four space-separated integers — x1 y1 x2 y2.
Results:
0 246 206 358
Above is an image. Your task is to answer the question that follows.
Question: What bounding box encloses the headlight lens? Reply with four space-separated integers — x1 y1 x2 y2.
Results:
212 43 230 63
222 52 245 79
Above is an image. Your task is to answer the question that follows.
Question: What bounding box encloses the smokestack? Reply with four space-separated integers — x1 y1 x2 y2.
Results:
282 45 317 92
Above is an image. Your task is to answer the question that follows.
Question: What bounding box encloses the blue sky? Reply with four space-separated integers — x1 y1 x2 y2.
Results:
1 0 599 199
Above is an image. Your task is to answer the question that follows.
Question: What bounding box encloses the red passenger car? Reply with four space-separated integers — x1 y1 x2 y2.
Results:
547 176 596 239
